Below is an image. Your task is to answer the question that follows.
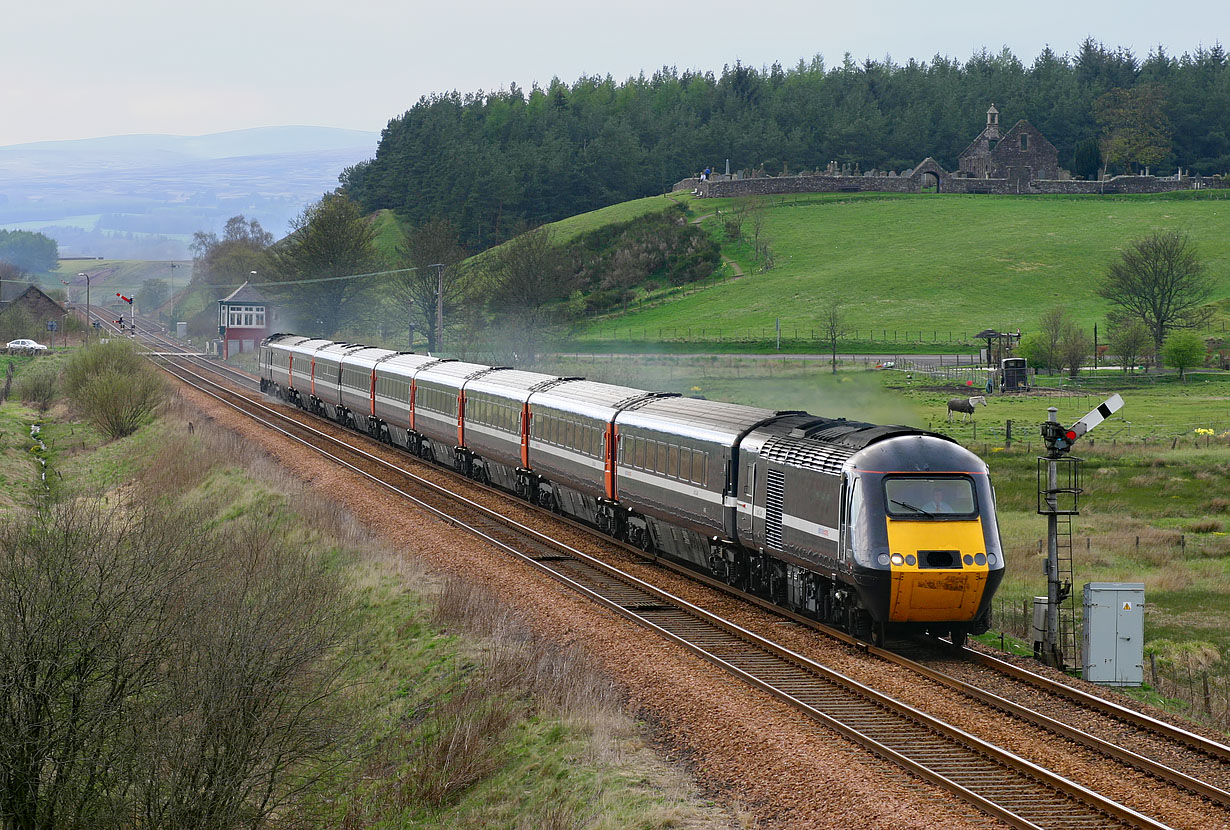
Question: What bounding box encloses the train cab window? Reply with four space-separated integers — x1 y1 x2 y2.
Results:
884 477 976 519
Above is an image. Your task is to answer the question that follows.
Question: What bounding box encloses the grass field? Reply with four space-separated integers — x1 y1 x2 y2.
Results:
562 190 1230 345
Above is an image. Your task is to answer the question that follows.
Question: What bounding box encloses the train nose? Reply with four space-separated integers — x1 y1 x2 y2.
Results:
884 520 991 623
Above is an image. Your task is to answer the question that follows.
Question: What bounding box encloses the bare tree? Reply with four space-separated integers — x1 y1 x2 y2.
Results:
483 226 574 363
1036 306 1067 374
1058 322 1092 377
390 218 469 353
0 498 352 829
822 300 846 374
1106 316 1152 373
1099 230 1214 356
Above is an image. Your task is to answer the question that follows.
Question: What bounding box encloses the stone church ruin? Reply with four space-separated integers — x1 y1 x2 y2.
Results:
677 105 1224 197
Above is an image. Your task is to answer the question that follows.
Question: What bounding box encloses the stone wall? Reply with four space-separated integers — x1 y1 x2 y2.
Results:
699 174 919 197
678 171 1226 198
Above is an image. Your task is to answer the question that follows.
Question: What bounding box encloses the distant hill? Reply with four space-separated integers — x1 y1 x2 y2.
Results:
0 126 378 259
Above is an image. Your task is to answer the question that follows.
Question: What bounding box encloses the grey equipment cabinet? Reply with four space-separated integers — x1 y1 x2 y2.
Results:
1082 582 1144 686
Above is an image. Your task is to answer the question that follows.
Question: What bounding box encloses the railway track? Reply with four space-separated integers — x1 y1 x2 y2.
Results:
135 337 1195 829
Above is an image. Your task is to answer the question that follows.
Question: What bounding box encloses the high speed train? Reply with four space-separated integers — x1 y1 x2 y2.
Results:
259 334 1004 646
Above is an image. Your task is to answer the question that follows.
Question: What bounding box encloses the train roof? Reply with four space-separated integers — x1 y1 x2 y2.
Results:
531 380 667 422
465 369 570 402
414 360 497 386
342 346 399 368
616 396 787 445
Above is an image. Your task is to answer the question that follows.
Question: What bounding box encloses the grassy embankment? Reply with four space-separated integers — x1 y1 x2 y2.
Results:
536 352 1230 729
0 357 740 827
552 190 1230 354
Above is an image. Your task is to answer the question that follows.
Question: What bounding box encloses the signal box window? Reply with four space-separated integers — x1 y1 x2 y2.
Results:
884 477 976 519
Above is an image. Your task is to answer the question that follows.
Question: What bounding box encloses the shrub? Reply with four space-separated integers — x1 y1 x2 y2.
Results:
16 362 58 412
64 340 167 438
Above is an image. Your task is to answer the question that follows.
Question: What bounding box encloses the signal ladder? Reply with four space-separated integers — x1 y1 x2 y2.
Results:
1053 511 1079 669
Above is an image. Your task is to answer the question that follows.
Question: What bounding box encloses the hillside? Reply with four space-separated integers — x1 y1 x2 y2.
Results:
562 191 1230 345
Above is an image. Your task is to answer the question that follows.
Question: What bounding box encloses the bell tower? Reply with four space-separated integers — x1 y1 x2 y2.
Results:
986 103 1001 141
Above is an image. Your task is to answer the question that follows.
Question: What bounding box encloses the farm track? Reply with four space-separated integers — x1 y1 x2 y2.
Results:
123 320 1230 828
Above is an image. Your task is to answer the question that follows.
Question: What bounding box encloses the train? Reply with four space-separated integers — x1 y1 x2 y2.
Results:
259 334 1005 646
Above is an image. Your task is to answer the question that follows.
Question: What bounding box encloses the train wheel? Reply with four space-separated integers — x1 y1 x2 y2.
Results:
872 622 886 648
950 630 968 651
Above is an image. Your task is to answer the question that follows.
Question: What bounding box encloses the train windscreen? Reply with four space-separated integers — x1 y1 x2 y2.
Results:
884 477 976 519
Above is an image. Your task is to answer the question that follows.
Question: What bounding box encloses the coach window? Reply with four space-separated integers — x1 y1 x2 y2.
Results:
678 446 691 481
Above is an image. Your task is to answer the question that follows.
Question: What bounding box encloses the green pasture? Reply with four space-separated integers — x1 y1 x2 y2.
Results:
564 190 1230 344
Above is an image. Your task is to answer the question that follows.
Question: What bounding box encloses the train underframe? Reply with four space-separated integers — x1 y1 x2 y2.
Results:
263 379 987 645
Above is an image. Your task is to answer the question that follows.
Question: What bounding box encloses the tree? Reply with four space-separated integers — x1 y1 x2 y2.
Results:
1036 306 1068 374
136 278 168 312
821 300 846 374
1093 84 1172 173
190 215 275 287
483 226 573 363
390 219 469 352
1099 230 1214 355
268 194 381 337
1057 322 1092 377
1106 316 1152 373
0 229 59 274
1162 331 1206 380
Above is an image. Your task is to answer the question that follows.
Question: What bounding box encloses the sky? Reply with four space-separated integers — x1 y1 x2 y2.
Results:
2 0 1225 147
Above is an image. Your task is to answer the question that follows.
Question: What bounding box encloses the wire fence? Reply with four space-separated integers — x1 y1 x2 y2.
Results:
990 596 1229 730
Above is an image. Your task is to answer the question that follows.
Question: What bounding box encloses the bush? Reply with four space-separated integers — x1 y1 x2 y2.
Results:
64 340 167 438
1162 331 1208 380
16 362 58 412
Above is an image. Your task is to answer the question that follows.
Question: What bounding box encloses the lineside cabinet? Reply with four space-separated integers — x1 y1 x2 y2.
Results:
1082 582 1144 686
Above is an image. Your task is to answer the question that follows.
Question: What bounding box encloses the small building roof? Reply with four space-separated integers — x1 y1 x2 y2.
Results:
219 280 269 305
3 284 68 317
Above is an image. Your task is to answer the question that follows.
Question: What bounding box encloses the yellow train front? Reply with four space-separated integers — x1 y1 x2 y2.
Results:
736 417 1004 646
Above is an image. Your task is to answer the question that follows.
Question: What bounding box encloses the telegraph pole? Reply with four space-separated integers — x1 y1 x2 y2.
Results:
432 263 445 353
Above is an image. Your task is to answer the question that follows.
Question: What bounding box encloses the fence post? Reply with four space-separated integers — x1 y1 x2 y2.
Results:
1005 419 1012 447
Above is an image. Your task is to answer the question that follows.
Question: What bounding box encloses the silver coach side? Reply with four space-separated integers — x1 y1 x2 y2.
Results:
615 398 783 562
526 380 657 520
461 369 563 491
373 353 448 448
411 360 494 465
338 346 396 432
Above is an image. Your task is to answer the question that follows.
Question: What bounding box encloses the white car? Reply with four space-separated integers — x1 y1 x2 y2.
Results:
6 339 48 351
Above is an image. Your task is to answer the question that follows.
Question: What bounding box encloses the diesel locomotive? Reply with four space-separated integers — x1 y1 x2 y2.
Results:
259 334 1004 645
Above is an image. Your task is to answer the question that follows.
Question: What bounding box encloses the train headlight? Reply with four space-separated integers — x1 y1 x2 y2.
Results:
877 553 890 566
987 553 997 566
974 553 987 566
890 553 905 566
905 554 917 566
963 554 974 566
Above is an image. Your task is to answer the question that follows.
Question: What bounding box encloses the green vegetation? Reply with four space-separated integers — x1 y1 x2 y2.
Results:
345 42 1230 250
0 353 736 826
63 340 168 438
564 192 1230 346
